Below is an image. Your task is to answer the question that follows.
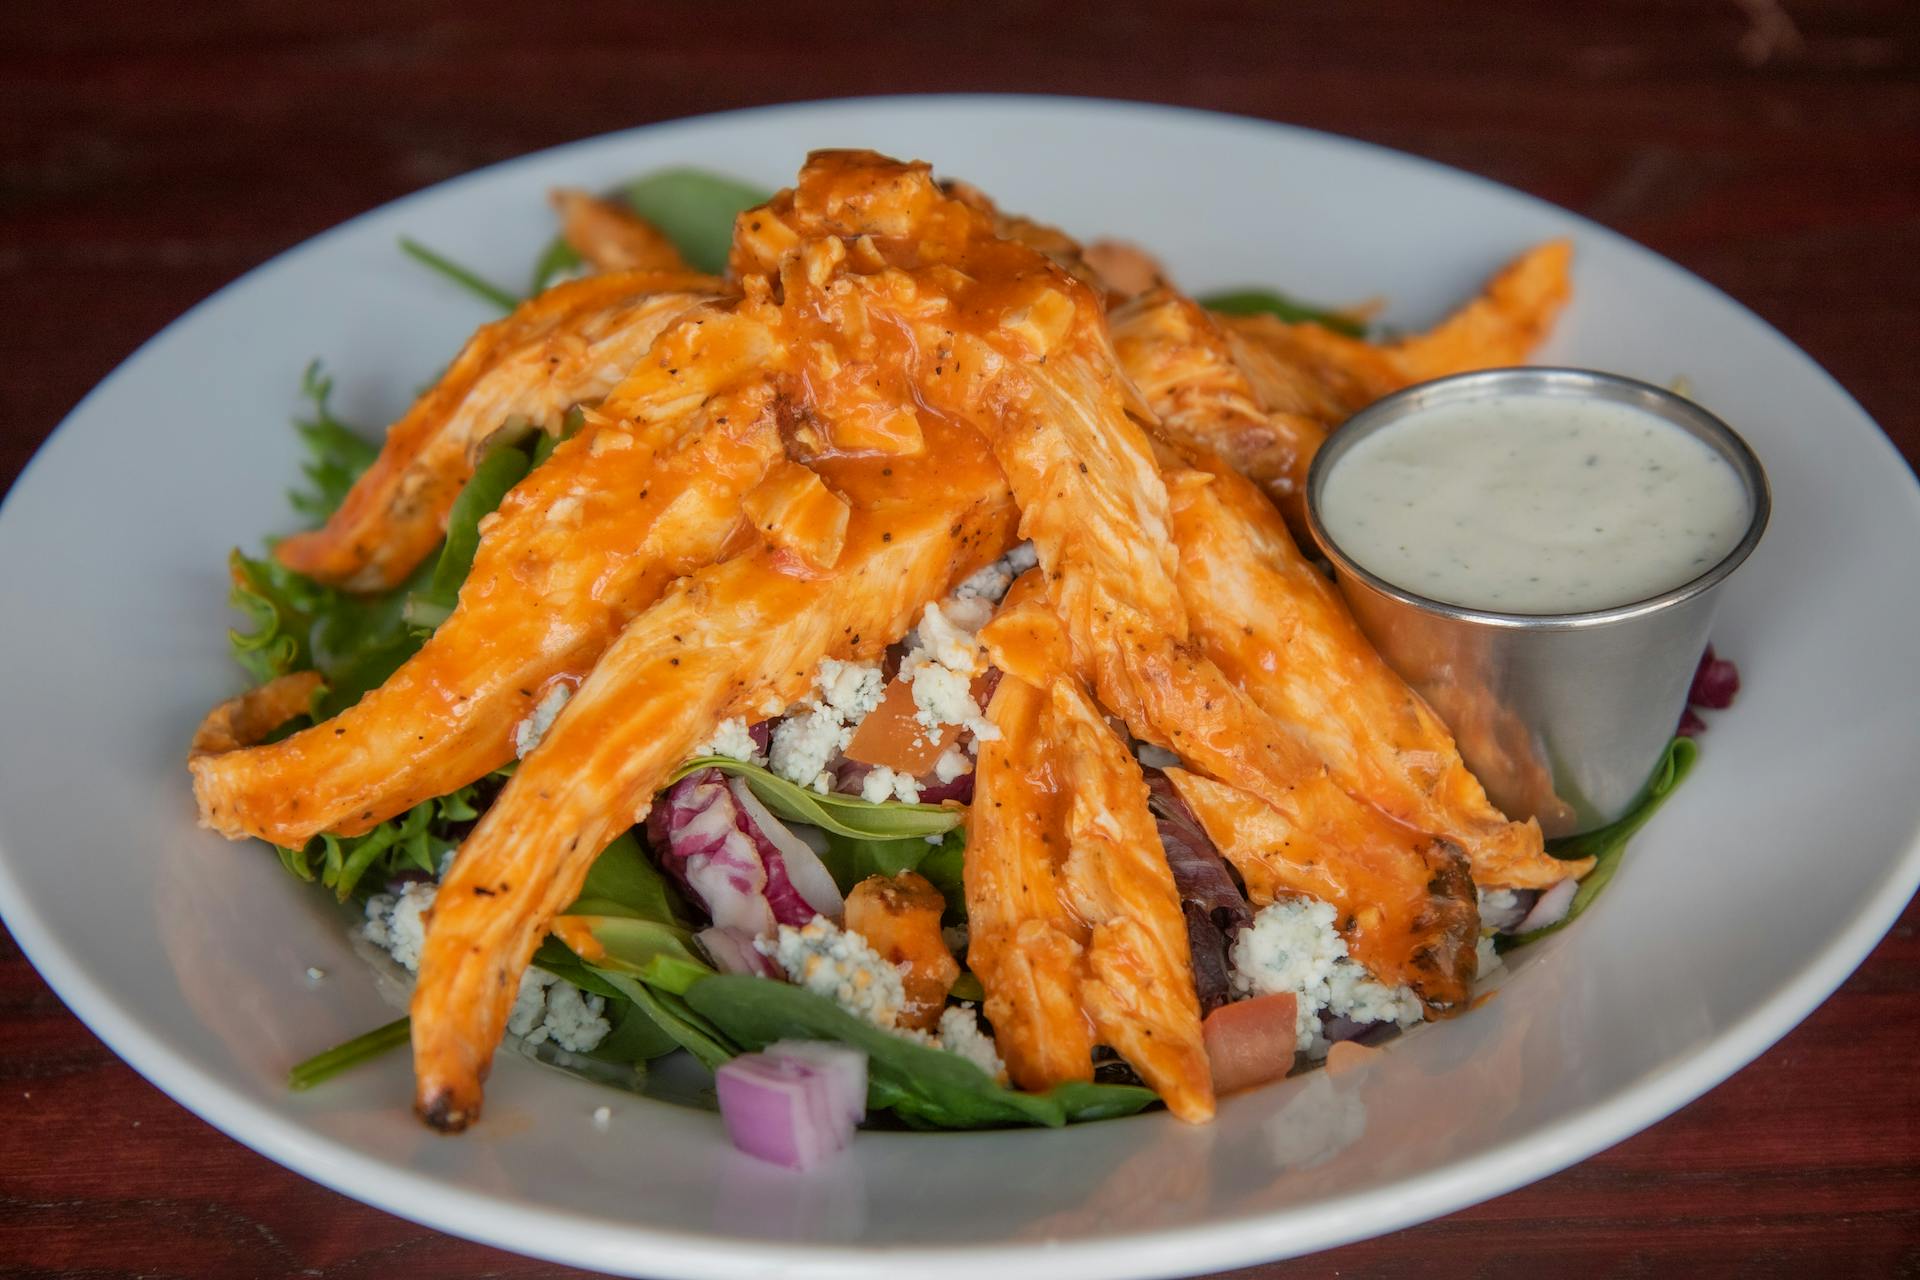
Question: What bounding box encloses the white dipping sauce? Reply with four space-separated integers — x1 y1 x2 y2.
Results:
1319 393 1750 613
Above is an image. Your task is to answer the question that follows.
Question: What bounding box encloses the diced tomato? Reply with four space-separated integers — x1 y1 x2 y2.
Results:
1201 992 1299 1096
844 677 950 774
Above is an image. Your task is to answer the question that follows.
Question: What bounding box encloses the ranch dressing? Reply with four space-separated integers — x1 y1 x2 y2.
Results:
1318 393 1751 613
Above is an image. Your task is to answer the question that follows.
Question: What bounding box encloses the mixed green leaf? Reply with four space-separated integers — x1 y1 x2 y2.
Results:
673 756 962 840
1198 287 1368 338
686 976 1156 1129
617 169 772 274
1509 735 1699 946
399 236 521 311
277 778 484 902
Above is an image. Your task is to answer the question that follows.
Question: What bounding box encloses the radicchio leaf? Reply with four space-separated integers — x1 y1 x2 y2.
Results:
650 768 843 935
1145 770 1253 1015
1688 645 1741 710
651 769 776 935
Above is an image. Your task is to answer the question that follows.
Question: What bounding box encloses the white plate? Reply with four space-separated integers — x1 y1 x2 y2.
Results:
2 96 1917 1279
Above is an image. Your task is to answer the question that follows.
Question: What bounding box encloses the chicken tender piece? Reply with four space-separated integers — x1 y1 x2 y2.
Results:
1115 306 1577 887
189 670 324 757
550 188 689 274
1390 239 1573 381
277 269 720 591
969 575 1215 1122
411 415 1016 1130
1111 243 1570 540
1113 288 1326 535
192 305 783 846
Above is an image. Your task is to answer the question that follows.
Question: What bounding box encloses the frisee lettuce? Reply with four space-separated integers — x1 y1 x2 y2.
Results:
228 366 555 715
288 361 378 521
275 776 486 901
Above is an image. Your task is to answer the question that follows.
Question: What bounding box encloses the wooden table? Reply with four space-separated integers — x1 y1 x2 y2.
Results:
3 2 1916 1275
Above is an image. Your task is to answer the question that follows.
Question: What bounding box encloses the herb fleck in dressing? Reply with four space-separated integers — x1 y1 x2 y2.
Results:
1319 393 1750 613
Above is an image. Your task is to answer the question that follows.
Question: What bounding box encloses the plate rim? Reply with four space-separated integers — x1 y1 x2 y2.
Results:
3 92 1918 1278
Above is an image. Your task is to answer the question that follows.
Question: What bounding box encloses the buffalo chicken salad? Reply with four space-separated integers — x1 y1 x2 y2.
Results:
190 151 1721 1168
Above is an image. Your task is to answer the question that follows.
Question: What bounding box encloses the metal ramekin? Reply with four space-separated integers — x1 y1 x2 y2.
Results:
1305 367 1771 836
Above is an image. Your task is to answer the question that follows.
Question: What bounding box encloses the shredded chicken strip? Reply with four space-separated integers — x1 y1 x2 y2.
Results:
550 189 690 274
189 671 324 757
1112 297 1578 887
970 575 1214 1122
192 304 783 845
411 414 1016 1129
277 269 721 591
1113 288 1325 534
1165 454 1584 887
968 663 1098 1090
1389 238 1573 382
1111 242 1570 540
759 152 1476 1009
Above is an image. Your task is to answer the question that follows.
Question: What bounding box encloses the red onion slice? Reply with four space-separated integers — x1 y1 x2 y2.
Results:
765 1040 867 1126
716 1043 865 1170
1516 876 1578 933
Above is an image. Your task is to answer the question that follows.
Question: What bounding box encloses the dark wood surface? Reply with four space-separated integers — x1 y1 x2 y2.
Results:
3 2 1916 1276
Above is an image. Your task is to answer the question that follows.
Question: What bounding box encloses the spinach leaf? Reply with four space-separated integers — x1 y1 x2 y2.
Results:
587 999 681 1064
599 972 738 1070
1199 288 1367 338
403 438 534 630
685 975 1157 1128
619 169 773 274
672 757 963 840
560 915 707 978
1511 736 1699 946
563 832 682 923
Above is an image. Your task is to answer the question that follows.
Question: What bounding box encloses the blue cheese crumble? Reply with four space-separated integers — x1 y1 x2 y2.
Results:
951 541 1038 604
694 716 764 764
1229 896 1424 1057
1475 934 1503 984
768 658 887 793
901 597 999 753
362 883 611 1053
513 683 573 758
937 1005 1007 1082
760 915 1006 1076
760 915 908 1028
859 764 924 804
